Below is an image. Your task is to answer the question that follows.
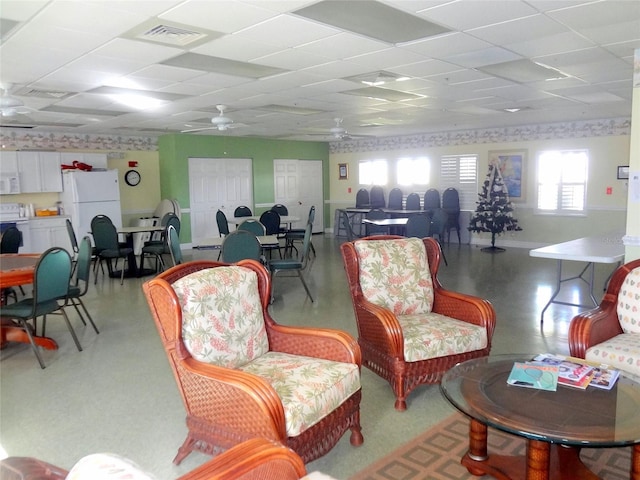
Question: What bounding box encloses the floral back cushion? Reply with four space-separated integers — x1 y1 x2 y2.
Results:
354 237 434 315
617 266 640 334
172 266 269 368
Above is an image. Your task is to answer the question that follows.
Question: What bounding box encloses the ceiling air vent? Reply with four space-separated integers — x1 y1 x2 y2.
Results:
124 19 223 48
18 88 72 99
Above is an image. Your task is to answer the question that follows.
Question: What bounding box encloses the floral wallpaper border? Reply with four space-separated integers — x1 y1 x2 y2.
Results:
0 130 158 151
329 117 631 154
0 116 631 153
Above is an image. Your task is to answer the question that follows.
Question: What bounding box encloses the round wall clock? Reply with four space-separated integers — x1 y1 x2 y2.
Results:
124 169 141 186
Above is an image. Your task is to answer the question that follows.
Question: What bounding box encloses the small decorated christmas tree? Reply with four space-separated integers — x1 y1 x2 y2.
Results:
469 160 522 252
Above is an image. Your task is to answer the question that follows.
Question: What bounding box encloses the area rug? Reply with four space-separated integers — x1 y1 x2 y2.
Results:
350 412 632 480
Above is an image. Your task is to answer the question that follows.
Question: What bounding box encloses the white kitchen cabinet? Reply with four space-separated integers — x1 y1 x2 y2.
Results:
0 151 18 174
28 217 71 254
17 151 63 193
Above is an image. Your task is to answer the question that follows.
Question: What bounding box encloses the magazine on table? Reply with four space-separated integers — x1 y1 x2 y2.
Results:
532 353 594 389
507 362 559 391
589 366 621 390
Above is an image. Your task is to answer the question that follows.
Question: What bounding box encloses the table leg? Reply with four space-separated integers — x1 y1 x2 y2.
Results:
527 440 550 480
1 321 58 350
632 444 640 480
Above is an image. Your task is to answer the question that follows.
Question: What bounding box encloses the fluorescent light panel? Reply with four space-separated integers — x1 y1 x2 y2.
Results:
341 86 424 102
161 53 287 79
293 0 451 44
478 59 569 83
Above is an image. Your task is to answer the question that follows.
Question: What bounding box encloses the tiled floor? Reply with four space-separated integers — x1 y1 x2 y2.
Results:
0 234 615 479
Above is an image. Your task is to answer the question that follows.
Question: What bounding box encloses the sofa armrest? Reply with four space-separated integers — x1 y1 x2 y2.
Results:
0 457 68 480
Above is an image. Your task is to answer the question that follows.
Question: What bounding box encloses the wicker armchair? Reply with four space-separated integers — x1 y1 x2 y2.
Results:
341 236 496 411
0 438 308 480
143 260 363 465
569 258 640 376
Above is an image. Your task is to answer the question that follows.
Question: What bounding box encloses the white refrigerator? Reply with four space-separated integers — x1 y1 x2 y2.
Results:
61 170 122 242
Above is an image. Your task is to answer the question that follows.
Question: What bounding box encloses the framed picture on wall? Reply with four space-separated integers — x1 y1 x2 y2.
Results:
338 163 348 180
489 149 526 201
617 166 629 179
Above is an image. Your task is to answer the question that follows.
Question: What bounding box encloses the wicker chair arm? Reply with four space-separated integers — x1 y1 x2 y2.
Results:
178 438 306 480
352 298 405 357
179 357 288 441
266 321 361 365
0 457 68 480
568 302 622 359
432 288 496 334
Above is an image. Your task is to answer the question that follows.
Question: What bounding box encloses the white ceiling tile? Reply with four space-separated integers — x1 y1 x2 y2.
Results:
418 0 539 31
468 14 566 44
0 0 48 21
191 36 284 62
547 1 640 31
130 64 207 83
443 47 522 68
294 33 389 60
92 38 183 64
347 47 428 70
234 14 340 48
505 32 593 57
401 32 493 58
252 48 332 70
394 59 463 77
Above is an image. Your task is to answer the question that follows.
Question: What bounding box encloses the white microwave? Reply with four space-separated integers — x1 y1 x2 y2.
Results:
0 173 21 194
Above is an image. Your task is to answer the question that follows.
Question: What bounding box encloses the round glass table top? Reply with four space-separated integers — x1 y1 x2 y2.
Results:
440 354 640 447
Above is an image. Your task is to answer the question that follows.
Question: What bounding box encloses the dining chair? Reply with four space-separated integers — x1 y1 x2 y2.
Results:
92 219 133 285
221 230 262 264
238 219 266 237
215 209 230 260
364 208 387 236
234 206 253 217
167 225 182 267
429 208 448 266
405 192 421 211
369 186 386 208
442 187 461 244
141 214 180 272
269 223 314 302
339 209 362 242
1 226 25 298
285 206 315 258
271 204 289 238
64 236 100 335
405 214 431 238
259 210 282 259
65 219 80 275
424 188 441 210
388 187 403 210
355 188 370 208
0 247 81 369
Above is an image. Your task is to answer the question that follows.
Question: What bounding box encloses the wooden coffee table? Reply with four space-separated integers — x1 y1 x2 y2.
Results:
440 355 640 480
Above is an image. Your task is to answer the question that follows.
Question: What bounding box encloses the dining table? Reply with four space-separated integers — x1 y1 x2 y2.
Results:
0 253 59 350
231 215 300 230
115 225 165 278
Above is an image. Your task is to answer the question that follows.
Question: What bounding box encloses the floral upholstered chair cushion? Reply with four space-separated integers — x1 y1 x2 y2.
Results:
586 267 640 375
239 351 361 437
355 237 434 315
172 266 269 368
67 454 156 479
354 237 486 362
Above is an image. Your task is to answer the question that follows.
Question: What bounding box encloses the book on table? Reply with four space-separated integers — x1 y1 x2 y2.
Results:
507 362 559 391
532 353 595 389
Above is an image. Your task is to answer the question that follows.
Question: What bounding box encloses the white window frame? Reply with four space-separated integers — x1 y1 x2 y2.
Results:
440 154 478 210
536 149 588 215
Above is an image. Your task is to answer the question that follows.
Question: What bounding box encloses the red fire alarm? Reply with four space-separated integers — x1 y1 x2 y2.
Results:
128 161 138 167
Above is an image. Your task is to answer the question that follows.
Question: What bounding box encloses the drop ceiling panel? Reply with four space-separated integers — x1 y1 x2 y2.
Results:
420 0 538 31
505 32 594 58
234 14 340 48
394 59 463 78
468 14 567 45
402 32 493 58
443 47 522 69
253 49 332 70
192 36 285 62
346 47 430 70
294 32 389 60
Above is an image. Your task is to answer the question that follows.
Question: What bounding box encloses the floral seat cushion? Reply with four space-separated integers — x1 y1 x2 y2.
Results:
67 454 156 480
586 333 640 375
239 351 361 437
399 313 488 362
172 266 269 368
617 266 640 334
355 237 434 314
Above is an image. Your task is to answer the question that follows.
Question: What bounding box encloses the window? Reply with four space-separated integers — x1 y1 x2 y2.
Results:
359 159 388 185
536 150 588 213
440 154 478 210
397 157 429 186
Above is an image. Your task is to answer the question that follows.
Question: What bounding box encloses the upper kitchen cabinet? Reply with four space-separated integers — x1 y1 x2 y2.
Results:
0 151 18 174
18 151 63 193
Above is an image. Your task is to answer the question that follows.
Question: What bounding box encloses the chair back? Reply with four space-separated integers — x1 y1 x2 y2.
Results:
355 188 370 208
0 227 22 253
405 192 421 211
165 214 181 235
429 208 447 240
365 208 387 236
34 247 72 306
353 237 434 315
167 225 182 266
234 206 252 217
369 186 385 208
442 188 460 211
74 236 93 292
424 189 440 210
306 206 316 226
216 210 230 236
92 218 120 252
617 266 640 334
65 219 79 255
238 219 266 236
259 210 281 236
388 188 403 209
271 204 288 216
405 214 430 238
221 230 262 263
299 223 313 267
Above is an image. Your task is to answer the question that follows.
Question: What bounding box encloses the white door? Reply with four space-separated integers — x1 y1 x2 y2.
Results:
189 158 253 245
273 159 323 233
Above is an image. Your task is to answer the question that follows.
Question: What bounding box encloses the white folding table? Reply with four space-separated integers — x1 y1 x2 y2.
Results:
529 232 625 323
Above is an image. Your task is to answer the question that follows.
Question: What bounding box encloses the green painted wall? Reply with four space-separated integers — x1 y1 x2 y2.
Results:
158 134 329 243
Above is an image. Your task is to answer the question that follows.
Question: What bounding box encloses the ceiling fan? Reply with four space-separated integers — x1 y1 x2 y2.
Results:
322 118 373 140
181 104 241 133
0 84 33 117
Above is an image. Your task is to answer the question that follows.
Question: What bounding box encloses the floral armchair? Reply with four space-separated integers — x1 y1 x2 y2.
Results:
569 258 640 375
0 438 314 480
142 260 363 465
341 236 496 411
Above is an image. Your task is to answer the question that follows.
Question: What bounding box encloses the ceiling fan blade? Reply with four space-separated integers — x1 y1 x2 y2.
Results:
181 126 218 133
